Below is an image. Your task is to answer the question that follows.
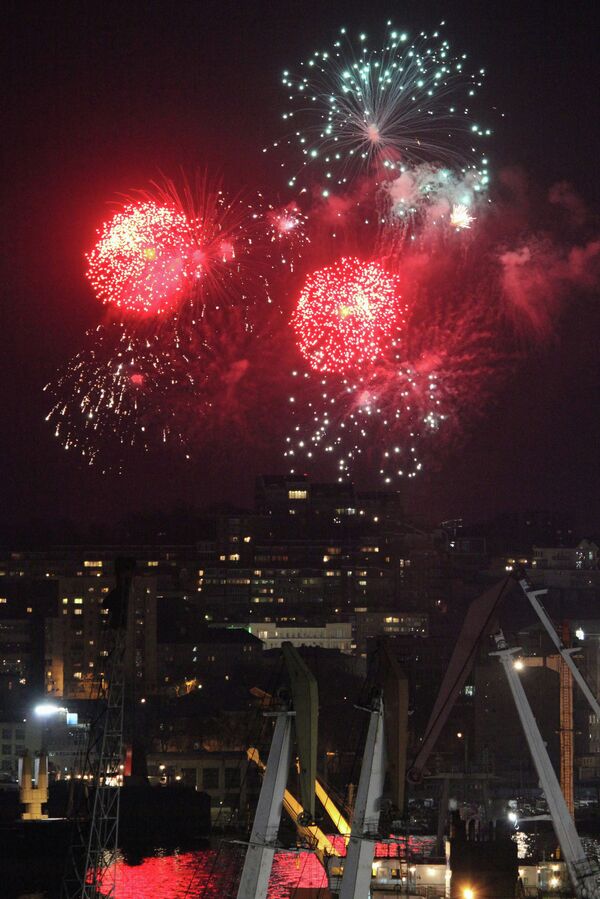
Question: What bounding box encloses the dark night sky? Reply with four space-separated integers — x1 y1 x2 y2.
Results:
1 0 599 537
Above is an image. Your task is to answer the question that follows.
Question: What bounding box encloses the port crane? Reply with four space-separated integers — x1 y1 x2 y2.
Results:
408 572 600 898
239 640 408 899
236 642 318 899
242 572 600 898
491 627 600 899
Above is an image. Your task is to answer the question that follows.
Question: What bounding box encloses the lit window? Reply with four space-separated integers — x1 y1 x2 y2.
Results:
74 598 83 605
147 561 159 567
243 536 251 543
229 554 240 562
288 490 308 500
74 609 83 616
0 598 6 605
84 561 103 568
26 607 32 613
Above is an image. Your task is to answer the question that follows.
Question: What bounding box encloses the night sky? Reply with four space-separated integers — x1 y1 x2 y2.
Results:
2 0 599 538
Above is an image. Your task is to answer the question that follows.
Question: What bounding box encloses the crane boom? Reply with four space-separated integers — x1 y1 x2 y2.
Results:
237 711 293 899
247 748 341 868
518 574 600 719
339 695 386 899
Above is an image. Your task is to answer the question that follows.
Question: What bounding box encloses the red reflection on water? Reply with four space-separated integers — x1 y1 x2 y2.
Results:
108 836 437 898
108 848 327 898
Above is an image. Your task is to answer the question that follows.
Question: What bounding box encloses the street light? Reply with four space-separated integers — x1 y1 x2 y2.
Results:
34 703 65 718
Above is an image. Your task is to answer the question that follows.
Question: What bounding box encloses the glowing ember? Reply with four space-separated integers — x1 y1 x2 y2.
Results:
86 202 203 315
450 203 476 230
292 257 404 373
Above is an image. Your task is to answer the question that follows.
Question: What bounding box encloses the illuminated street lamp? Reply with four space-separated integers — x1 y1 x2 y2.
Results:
34 703 66 718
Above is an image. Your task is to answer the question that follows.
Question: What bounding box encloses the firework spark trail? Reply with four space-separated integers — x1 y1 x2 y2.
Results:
44 301 289 468
44 323 197 467
274 22 491 193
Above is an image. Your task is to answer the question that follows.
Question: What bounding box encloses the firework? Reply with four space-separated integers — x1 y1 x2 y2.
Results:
262 201 310 272
86 202 203 316
44 323 197 466
86 179 279 319
284 366 437 482
292 257 405 373
45 301 288 467
277 22 491 190
285 213 519 485
380 162 487 243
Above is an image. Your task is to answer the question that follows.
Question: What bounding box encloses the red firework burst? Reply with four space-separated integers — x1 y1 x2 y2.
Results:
86 202 203 315
292 257 404 373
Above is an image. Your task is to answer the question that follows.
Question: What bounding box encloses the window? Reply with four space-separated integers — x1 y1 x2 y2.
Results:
0 598 6 604
2 745 11 756
181 767 197 787
147 561 159 567
84 561 103 568
202 767 219 789
288 490 308 500
225 768 241 789
15 730 25 741
1 729 11 740
74 598 83 605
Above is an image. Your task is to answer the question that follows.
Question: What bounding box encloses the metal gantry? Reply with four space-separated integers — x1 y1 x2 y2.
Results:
81 630 126 899
62 558 133 899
